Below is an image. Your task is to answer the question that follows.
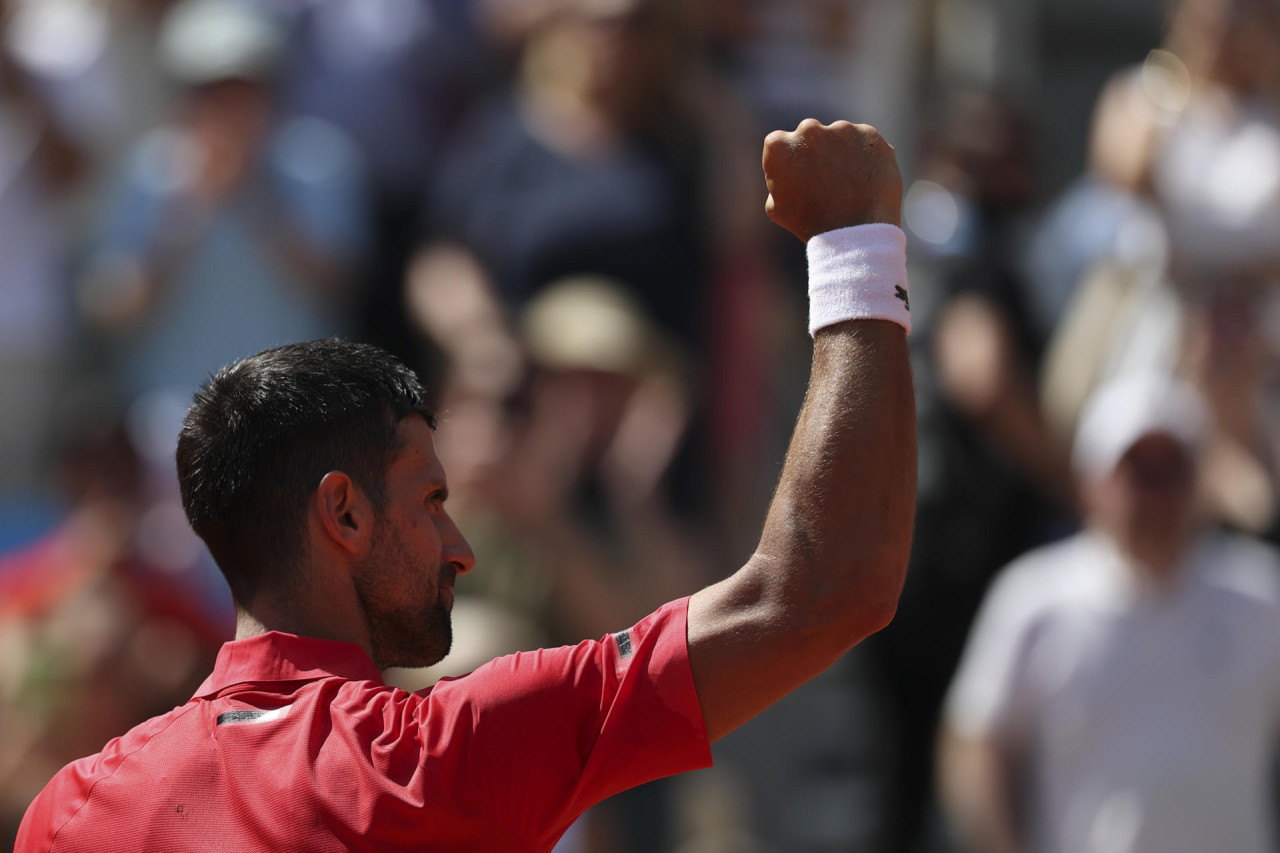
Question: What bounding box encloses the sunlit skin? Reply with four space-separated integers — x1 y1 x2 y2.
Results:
1169 0 1280 94
352 417 476 668
234 415 476 671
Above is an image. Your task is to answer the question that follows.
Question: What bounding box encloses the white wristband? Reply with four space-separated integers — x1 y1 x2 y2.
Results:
806 223 911 336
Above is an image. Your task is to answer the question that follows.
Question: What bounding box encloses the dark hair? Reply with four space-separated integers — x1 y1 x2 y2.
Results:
176 339 434 602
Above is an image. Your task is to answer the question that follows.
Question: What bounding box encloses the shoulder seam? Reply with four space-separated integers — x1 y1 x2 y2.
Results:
46 701 205 852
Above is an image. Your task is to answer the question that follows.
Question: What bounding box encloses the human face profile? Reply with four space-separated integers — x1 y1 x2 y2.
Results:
353 416 476 670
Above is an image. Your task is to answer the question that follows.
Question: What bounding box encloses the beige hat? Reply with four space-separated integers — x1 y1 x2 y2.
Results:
521 276 677 377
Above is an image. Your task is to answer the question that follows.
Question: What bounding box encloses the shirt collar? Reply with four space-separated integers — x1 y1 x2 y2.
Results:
1084 529 1210 610
193 631 385 699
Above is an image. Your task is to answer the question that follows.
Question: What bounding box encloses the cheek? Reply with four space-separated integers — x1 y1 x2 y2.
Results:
402 515 447 584
418 516 446 559
379 521 438 593
395 505 442 552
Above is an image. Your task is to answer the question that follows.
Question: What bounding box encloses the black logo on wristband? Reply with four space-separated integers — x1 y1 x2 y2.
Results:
894 285 910 311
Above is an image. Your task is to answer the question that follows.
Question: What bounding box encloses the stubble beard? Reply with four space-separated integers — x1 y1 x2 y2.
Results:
355 522 454 671
366 598 452 671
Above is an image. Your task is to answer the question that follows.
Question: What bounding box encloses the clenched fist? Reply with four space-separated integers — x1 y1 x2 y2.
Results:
763 119 903 242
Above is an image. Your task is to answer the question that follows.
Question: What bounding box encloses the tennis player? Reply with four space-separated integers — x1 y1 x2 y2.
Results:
17 119 915 852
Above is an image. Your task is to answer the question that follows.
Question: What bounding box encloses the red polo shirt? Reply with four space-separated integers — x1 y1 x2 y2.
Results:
16 598 711 852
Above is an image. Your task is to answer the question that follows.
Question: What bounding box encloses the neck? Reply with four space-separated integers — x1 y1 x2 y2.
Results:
1112 535 1194 588
234 588 373 661
520 85 622 159
235 607 282 641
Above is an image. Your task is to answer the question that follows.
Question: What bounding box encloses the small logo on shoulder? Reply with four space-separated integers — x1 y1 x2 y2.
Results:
216 706 291 726
613 630 633 660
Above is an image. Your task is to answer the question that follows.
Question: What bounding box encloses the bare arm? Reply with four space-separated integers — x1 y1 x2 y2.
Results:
688 120 916 741
937 729 1028 853
934 293 1077 513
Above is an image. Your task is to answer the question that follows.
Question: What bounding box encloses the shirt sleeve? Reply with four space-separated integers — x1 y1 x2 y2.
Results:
943 560 1044 744
418 597 712 849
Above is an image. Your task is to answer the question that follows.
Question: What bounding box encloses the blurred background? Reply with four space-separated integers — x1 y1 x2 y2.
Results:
2 0 1279 850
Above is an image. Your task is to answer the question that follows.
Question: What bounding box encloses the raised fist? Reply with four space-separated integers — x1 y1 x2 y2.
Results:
762 119 903 242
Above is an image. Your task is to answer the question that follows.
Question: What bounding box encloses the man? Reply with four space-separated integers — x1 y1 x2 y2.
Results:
17 119 916 851
81 0 367 401
939 373 1280 853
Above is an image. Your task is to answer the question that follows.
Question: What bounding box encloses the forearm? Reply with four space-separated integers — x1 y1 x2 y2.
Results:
753 318 914 639
689 318 914 738
935 295 1075 512
688 120 916 741
939 730 1028 853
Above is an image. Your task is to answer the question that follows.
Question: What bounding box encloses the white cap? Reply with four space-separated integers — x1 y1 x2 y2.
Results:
158 0 284 87
1073 373 1210 480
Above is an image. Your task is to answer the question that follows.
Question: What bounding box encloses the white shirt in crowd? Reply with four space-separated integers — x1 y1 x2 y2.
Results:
946 530 1280 853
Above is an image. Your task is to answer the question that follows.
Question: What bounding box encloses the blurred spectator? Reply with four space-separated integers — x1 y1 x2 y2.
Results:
0 6 87 500
77 0 368 406
9 0 185 171
1162 0 1280 533
0 0 193 522
0 410 226 848
458 277 708 639
866 91 1072 853
1024 81 1169 345
1035 68 1179 442
1038 0 1280 364
1029 5 1210 441
417 0 707 335
1150 0 1280 274
1037 0 1280 366
410 0 777 524
940 374 1280 853
1039 0 1280 539
280 0 490 205
277 0 499 370
705 0 865 131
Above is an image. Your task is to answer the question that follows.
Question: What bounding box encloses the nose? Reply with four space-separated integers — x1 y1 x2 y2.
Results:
441 511 476 576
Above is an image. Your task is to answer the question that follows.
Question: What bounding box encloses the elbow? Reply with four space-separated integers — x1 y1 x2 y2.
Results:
844 556 905 637
778 548 908 653
838 538 909 631
862 586 901 634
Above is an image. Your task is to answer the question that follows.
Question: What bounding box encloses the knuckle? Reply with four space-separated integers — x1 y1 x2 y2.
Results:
796 117 824 134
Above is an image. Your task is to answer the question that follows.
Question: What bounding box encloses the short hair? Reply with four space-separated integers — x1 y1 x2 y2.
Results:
177 339 434 602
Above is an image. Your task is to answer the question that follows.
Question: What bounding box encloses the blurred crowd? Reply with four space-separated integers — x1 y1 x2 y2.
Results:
1 0 1278 851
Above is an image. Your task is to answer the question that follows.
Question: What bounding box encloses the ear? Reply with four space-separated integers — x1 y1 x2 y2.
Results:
313 471 374 557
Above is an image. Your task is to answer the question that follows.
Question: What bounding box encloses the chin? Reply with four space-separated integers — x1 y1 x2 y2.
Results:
371 606 452 670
